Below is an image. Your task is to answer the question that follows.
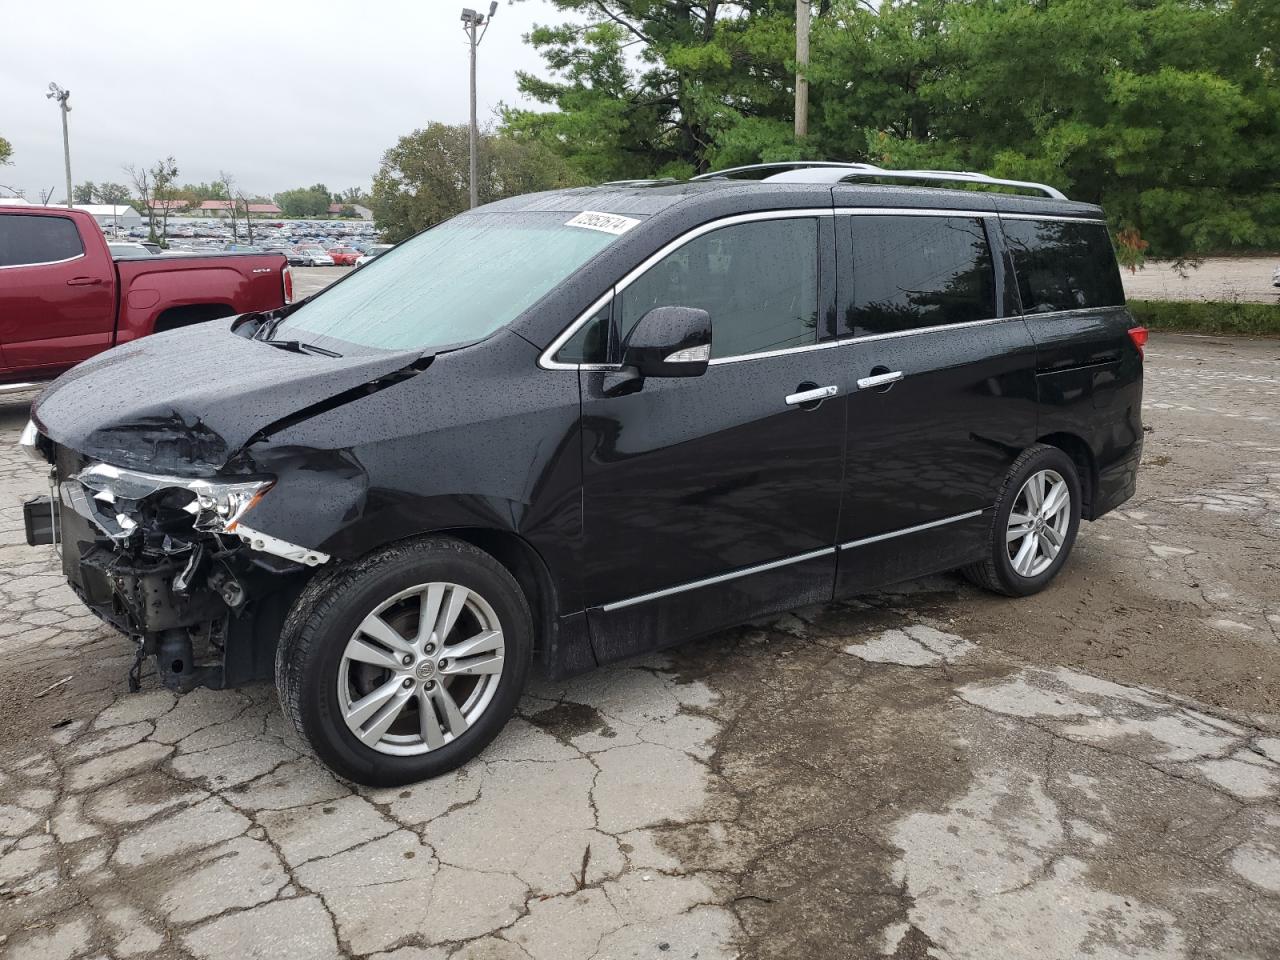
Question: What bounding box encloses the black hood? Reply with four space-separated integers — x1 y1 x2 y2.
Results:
32 321 425 475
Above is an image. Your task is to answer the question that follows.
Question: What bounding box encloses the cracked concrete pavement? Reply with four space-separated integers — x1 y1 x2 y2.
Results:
1 331 1278 959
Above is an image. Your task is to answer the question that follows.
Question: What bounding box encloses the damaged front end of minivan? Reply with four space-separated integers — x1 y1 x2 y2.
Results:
23 422 328 693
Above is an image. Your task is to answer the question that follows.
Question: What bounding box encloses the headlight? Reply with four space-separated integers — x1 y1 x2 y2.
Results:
182 479 274 533
74 463 273 536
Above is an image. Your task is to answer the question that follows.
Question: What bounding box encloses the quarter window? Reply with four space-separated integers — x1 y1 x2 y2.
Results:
0 215 84 267
617 218 819 360
847 215 995 336
1002 219 1125 313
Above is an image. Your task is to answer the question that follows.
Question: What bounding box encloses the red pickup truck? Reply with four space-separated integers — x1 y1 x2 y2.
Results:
0 204 292 385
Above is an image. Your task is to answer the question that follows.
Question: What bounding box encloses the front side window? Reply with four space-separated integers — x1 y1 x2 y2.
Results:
0 214 84 267
847 215 995 337
274 211 634 353
1002 219 1125 313
617 217 819 360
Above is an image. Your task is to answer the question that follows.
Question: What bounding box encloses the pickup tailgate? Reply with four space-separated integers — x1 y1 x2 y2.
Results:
114 252 289 345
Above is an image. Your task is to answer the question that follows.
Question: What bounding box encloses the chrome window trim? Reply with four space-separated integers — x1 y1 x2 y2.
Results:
540 207 1108 371
839 509 985 551
1021 304 1128 321
998 213 1108 224
600 546 835 613
540 208 834 371
0 251 87 271
835 207 998 218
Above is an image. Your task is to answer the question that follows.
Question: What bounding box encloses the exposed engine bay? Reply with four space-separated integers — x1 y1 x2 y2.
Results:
22 422 324 693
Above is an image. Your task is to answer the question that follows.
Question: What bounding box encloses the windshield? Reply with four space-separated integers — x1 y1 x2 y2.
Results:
272 210 635 352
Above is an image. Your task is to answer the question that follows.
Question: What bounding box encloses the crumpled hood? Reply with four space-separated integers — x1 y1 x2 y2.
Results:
32 320 425 475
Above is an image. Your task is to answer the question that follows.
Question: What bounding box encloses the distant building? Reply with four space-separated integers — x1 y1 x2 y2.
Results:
147 199 189 215
328 203 374 220
197 199 236 217
247 202 282 216
74 204 143 231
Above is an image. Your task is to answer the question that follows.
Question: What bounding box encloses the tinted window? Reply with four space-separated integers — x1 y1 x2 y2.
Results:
555 306 611 364
0 214 84 267
847 215 995 336
1002 219 1125 313
618 218 818 360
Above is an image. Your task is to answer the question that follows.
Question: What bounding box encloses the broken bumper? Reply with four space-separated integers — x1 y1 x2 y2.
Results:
35 440 325 693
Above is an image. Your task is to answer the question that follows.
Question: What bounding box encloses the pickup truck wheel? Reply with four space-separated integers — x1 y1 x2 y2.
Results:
276 537 532 786
962 444 1081 597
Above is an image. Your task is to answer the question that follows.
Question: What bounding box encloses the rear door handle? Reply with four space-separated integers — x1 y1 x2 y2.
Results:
66 277 104 286
856 370 905 390
785 384 838 406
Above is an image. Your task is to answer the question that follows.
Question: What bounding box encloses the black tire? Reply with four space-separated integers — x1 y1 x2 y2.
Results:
276 536 533 786
962 443 1082 597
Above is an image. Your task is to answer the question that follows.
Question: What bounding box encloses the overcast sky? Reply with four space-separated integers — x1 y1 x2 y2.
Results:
0 0 563 201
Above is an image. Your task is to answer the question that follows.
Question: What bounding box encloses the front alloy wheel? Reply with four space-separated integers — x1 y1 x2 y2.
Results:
277 537 532 786
338 582 505 755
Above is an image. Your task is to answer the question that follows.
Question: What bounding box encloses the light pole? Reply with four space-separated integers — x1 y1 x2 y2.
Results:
46 83 72 208
461 2 497 209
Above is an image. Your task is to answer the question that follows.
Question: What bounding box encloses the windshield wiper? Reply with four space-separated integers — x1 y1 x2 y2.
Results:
263 339 343 358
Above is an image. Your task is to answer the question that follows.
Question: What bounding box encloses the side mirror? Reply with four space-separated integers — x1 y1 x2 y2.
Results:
620 306 711 378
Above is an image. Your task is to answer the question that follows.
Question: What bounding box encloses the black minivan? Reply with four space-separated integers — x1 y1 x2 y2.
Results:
22 163 1144 786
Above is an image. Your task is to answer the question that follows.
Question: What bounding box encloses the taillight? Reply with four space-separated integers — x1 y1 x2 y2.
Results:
1128 326 1148 359
282 265 294 304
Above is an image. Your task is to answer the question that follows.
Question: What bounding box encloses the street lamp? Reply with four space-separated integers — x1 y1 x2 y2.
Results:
46 83 72 209
461 2 498 209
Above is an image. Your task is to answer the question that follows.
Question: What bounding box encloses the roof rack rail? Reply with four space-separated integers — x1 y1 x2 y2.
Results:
691 161 1067 200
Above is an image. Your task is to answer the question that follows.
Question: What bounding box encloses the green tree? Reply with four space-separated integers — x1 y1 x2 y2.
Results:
804 0 1280 256
95 182 132 204
512 0 1280 257
370 123 583 242
505 0 804 180
274 184 332 218
0 136 12 165
334 186 369 206
72 181 97 203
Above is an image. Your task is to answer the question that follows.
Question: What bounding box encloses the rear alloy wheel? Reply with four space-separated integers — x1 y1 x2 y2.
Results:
1005 469 1071 578
277 537 532 786
963 443 1082 597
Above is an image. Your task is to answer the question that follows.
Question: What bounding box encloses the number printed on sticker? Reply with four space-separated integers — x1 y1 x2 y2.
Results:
565 211 642 236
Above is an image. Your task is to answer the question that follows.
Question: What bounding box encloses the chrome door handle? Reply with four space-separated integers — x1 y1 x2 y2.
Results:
785 384 838 406
856 370 905 390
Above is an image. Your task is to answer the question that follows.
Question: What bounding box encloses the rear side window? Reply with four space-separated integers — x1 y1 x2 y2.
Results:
847 215 995 336
617 217 819 360
1001 219 1125 313
0 214 85 267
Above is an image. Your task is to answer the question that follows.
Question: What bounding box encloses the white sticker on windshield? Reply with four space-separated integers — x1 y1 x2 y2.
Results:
565 211 641 236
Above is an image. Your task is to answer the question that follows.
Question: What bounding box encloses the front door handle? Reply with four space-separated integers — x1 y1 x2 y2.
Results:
856 370 905 390
785 384 838 406
66 277 104 286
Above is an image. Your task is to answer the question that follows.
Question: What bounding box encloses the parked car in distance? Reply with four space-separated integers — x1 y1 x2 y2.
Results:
327 247 360 266
140 241 163 255
22 164 1144 786
293 245 335 267
0 203 292 384
354 243 393 267
223 243 265 253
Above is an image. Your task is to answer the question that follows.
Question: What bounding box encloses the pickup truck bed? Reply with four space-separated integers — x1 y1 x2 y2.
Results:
0 205 291 384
